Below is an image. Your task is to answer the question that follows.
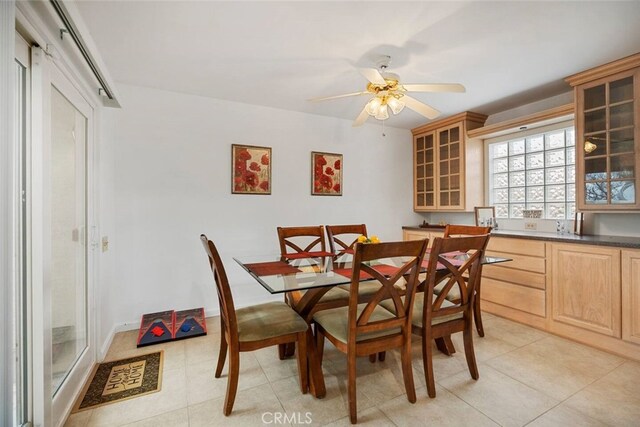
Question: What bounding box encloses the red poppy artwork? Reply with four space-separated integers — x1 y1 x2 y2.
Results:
311 151 343 196
231 144 271 195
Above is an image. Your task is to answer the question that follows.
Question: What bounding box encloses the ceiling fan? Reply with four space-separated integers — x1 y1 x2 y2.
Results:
309 56 465 127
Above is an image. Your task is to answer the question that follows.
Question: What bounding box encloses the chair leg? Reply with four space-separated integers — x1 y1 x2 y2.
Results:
401 336 416 403
215 327 228 378
296 332 308 394
474 289 485 337
315 329 325 364
347 352 358 424
278 343 287 360
463 323 479 380
422 333 436 398
223 350 240 416
368 354 377 363
378 351 386 362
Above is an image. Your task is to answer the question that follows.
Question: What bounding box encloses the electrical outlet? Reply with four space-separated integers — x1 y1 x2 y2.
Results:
524 222 537 231
101 236 109 252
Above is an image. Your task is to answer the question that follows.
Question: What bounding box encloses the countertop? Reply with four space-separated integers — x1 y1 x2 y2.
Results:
402 226 640 249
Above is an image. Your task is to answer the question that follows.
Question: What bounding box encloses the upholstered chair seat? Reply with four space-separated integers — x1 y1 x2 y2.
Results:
236 302 308 342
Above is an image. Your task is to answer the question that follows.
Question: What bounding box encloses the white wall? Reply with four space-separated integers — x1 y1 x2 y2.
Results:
99 83 421 348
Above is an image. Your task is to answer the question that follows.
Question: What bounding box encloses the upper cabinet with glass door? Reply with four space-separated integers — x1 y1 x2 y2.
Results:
566 53 640 210
413 112 487 211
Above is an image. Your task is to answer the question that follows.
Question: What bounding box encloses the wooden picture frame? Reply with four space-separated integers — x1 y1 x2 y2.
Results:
474 206 495 226
231 144 271 195
311 151 342 196
574 212 584 235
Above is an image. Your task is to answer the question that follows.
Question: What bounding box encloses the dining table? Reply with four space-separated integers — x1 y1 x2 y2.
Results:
234 250 512 398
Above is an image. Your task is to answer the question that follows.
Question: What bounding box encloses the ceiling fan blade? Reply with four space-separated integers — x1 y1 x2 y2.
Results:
402 95 441 120
402 83 466 93
359 68 387 85
308 91 369 102
352 106 369 127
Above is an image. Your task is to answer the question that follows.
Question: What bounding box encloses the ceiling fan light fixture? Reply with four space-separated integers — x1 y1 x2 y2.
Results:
375 104 389 120
365 97 382 116
387 96 405 115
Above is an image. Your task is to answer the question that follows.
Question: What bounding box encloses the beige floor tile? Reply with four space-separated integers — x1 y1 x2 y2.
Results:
254 345 302 383
487 336 624 400
188 382 287 427
270 372 375 425
184 333 222 365
439 364 559 427
323 407 396 426
480 311 496 321
379 385 498 426
410 339 469 384
563 361 640 426
186 352 268 405
86 366 187 426
481 316 549 348
120 407 189 427
526 404 608 427
450 330 518 363
63 409 92 427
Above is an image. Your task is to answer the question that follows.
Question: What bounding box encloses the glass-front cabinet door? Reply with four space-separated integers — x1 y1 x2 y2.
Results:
568 54 640 211
414 131 436 210
438 124 463 209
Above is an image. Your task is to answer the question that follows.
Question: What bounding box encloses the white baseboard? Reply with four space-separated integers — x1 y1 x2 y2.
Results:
97 293 277 361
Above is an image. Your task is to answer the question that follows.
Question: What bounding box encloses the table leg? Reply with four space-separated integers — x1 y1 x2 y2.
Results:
435 336 456 355
306 328 326 398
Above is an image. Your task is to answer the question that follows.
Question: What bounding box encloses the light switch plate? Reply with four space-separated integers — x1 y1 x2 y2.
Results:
101 236 109 252
524 222 537 231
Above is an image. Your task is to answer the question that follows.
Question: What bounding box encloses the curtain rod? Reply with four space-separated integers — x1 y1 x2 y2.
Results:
49 0 116 101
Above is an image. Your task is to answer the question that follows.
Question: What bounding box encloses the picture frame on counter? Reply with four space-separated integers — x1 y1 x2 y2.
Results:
574 212 584 235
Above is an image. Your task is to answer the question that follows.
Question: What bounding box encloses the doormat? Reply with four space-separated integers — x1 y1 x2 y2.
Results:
72 351 163 412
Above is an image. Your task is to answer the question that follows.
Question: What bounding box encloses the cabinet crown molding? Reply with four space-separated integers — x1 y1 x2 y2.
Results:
565 52 640 86
411 111 488 136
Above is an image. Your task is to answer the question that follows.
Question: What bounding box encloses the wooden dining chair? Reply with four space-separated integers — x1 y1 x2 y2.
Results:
276 226 350 309
276 226 350 359
326 224 387 299
381 235 489 399
200 234 309 415
313 239 429 424
442 224 491 336
326 224 392 363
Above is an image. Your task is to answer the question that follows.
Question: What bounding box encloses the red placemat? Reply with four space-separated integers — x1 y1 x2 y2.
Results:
334 264 400 280
284 251 334 260
245 261 302 276
422 256 466 271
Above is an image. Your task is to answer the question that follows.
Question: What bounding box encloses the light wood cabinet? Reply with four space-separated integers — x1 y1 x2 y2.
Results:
566 53 640 210
402 229 444 248
622 249 640 344
550 243 621 337
412 112 487 211
482 237 547 318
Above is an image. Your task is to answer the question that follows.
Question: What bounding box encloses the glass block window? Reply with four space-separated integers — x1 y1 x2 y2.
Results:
489 126 575 219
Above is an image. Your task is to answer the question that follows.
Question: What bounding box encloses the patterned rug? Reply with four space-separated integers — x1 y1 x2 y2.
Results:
72 351 163 412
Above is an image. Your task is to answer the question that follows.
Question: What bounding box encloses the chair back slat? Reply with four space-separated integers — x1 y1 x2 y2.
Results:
200 235 238 343
277 226 327 257
326 224 367 256
348 240 428 344
423 235 489 323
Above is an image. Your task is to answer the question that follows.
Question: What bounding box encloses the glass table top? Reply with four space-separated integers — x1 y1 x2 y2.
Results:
234 252 511 295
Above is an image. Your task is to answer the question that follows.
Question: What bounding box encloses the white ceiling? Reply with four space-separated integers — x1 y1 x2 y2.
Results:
75 1 640 129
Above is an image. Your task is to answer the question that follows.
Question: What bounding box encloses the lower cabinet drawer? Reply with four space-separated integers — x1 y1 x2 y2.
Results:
482 264 545 289
482 278 546 317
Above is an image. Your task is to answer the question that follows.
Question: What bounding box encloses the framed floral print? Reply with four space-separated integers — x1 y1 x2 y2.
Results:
312 151 342 196
232 144 271 195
